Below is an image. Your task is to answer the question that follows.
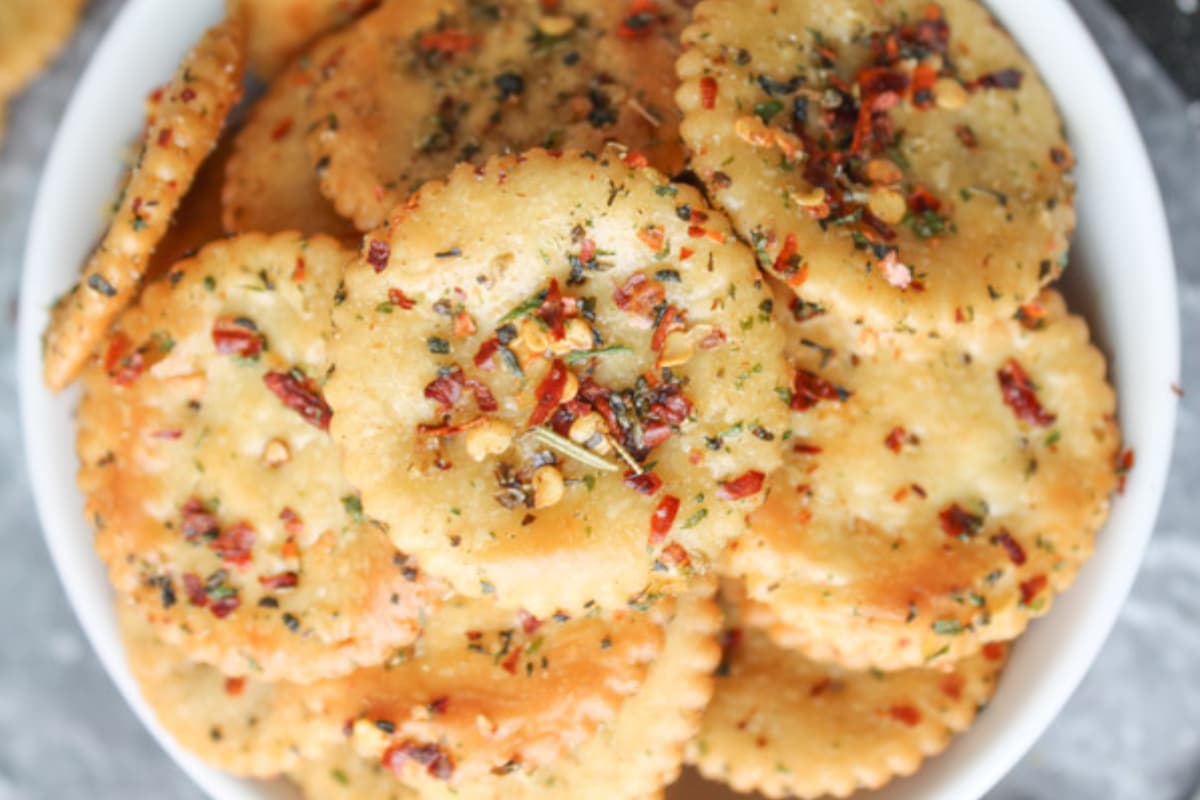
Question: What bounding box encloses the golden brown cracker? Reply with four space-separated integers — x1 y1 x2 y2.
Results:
326 150 789 615
688 586 1007 799
79 233 437 683
729 288 1119 669
0 0 84 99
222 28 357 237
231 0 379 79
304 0 688 231
290 582 721 799
677 0 1075 333
118 601 335 777
43 17 246 391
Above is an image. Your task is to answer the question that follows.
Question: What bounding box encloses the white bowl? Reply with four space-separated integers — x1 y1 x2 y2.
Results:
17 1 1179 798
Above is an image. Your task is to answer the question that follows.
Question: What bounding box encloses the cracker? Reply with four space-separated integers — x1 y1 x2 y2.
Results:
304 0 688 231
326 150 789 615
0 0 84 99
79 233 438 683
230 0 380 79
728 287 1119 669
43 17 246 391
289 582 721 799
677 0 1075 333
307 596 668 785
221 29 357 237
117 601 335 777
688 585 1007 799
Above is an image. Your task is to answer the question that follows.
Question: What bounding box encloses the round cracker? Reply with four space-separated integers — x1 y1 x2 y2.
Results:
0 0 84 99
729 287 1119 670
79 232 438 683
676 0 1075 333
117 601 335 777
304 0 688 231
688 585 1007 799
289 582 721 799
326 150 789 615
231 0 380 79
307 596 668 785
43 17 246 391
222 29 357 237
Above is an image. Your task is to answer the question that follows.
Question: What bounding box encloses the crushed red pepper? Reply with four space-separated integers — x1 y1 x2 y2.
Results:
790 369 850 411
938 503 983 539
382 741 456 782
211 316 265 358
997 358 1056 427
716 470 765 500
263 369 333 430
649 495 680 544
990 529 1027 566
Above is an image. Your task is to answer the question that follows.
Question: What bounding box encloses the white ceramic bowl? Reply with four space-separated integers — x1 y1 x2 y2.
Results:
17 1 1179 798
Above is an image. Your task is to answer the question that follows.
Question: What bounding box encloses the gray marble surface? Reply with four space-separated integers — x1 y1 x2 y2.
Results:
0 1 1196 799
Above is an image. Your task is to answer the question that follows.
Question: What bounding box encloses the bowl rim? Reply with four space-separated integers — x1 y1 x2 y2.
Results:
16 0 1180 798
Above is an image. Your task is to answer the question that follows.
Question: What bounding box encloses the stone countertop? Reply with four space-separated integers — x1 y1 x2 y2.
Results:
0 1 1196 798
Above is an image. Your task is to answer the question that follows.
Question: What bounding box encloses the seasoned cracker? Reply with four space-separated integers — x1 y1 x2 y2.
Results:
290 583 721 799
677 0 1075 332
307 596 667 786
222 28 357 237
231 0 380 79
688 585 1007 799
729 287 1118 669
43 17 246 391
326 150 789 615
0 0 84 99
79 233 437 683
117 602 335 777
304 0 687 231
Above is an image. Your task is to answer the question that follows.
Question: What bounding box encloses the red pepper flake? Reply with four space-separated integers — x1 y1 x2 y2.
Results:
366 239 390 273
659 542 691 568
465 378 498 413
579 237 596 264
910 64 938 109
940 674 965 701
650 305 685 353
157 128 173 147
279 506 304 536
518 610 542 635
264 370 333 430
211 522 256 566
535 278 566 340
955 124 978 149
907 185 942 214
884 426 906 453
970 69 1024 91
180 498 219 542
982 642 1007 661
990 529 1027 566
382 741 456 782
679 246 694 261
474 337 500 370
637 225 666 252
418 29 478 54
179 87 196 102
641 420 672 449
889 705 922 726
1016 300 1046 329
698 328 726 350
182 573 207 607
105 332 169 386
793 442 822 455
293 257 306 282
424 366 465 411
617 0 658 39
699 76 718 110
270 118 293 141
102 331 133 374
528 359 569 426
624 471 663 496
500 644 524 674
939 503 984 539
388 287 416 309
790 369 849 411
428 696 450 715
1115 448 1134 494
613 273 666 318
772 233 800 275
716 470 765 500
623 151 649 168
649 495 680 545
151 429 183 440
996 358 1056 427
224 677 246 696
858 67 911 97
259 572 299 590
210 595 240 618
1020 574 1048 605
212 316 265 358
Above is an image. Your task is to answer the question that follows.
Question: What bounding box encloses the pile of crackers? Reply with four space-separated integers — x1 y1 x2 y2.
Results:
41 0 1125 797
